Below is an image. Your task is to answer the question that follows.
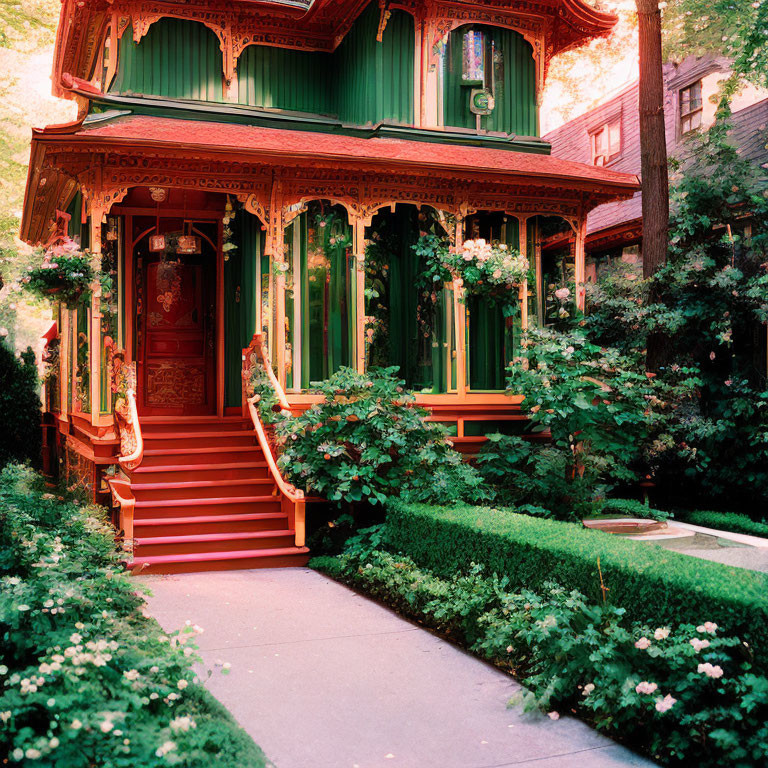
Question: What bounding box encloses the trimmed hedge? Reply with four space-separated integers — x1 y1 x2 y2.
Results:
385 501 768 665
600 497 670 521
680 509 768 539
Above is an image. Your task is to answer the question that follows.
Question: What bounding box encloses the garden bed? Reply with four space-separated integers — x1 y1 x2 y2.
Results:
385 501 768 665
0 465 268 767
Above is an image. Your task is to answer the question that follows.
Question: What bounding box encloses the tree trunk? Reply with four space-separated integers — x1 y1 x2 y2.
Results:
636 0 670 371
637 0 669 280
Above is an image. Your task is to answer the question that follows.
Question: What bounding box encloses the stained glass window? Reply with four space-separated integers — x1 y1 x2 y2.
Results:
462 30 485 82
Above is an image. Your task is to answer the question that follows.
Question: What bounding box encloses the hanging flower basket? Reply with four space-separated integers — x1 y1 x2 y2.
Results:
22 237 95 308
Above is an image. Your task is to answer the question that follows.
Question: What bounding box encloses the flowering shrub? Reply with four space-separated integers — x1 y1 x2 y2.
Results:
314 536 768 767
0 465 267 767
0 344 41 469
507 327 701 490
21 238 95 308
413 235 528 317
275 366 486 507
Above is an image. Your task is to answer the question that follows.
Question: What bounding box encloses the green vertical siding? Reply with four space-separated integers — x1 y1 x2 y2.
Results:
444 25 536 136
334 2 414 126
110 19 225 102
237 45 332 113
224 211 261 407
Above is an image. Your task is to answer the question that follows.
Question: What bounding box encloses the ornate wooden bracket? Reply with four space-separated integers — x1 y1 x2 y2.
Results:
376 0 392 42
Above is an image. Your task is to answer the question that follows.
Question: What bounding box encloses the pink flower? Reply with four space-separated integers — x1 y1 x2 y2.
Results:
690 638 710 652
698 663 724 679
547 711 560 721
697 622 718 635
654 627 670 641
463 253 474 261
555 287 570 300
634 637 651 650
655 694 677 713
635 681 658 695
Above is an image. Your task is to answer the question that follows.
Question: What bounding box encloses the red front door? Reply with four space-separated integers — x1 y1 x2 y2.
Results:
138 249 216 415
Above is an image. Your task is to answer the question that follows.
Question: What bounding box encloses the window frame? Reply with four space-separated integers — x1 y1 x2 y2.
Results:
679 80 703 136
589 117 622 167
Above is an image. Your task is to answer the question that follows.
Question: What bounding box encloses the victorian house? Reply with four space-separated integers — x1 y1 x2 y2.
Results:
22 0 638 572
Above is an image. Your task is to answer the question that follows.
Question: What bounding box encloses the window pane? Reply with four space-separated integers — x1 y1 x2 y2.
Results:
462 30 484 81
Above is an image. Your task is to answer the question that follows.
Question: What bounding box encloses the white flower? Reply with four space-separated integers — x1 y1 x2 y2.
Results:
169 716 196 732
655 694 677 713
582 683 595 696
0 665 8 675
69 633 82 644
99 719 114 733
635 681 658 695
698 663 724 679
634 637 651 650
690 638 710 652
654 628 670 641
177 679 188 690
49 738 59 749
123 669 140 681
70 719 83 730
16 604 30 612
25 749 42 760
155 741 177 757
0 711 11 723
547 711 560 720
12 748 24 761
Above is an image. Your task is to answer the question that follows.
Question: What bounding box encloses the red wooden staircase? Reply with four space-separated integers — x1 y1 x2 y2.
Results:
122 416 309 574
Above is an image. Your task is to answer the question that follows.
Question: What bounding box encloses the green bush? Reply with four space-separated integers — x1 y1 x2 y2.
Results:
0 464 267 767
678 509 768 539
313 541 768 768
0 343 41 469
599 497 671 522
384 501 768 664
275 366 486 507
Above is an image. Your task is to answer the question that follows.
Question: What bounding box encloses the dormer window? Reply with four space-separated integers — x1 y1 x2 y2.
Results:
462 29 485 83
679 81 703 135
591 119 621 166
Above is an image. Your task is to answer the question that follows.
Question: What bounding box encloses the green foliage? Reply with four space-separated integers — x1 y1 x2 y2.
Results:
664 0 768 89
0 464 267 767
412 235 528 317
507 326 700 489
598 497 671 522
383 501 768 665
245 359 287 426
678 509 768 539
475 434 599 520
0 343 41 469
583 107 768 509
22 243 95 309
275 366 486 507
314 541 768 768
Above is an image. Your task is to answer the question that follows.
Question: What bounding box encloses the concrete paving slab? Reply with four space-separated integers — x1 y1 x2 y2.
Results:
140 568 657 768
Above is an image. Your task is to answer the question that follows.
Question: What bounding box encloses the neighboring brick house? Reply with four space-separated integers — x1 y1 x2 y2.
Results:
542 56 768 278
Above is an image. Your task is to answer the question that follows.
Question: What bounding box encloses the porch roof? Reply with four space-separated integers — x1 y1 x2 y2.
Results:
22 114 639 244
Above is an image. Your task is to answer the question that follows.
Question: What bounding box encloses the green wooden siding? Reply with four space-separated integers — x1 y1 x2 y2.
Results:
110 19 225 102
237 45 332 114
444 26 536 136
333 3 414 126
224 211 261 407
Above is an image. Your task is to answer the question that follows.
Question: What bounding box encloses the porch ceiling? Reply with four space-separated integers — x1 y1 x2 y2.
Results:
22 114 639 245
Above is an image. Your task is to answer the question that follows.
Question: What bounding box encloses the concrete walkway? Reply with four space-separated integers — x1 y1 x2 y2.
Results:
140 568 656 768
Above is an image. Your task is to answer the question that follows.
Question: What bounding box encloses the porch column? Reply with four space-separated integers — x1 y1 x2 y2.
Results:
454 216 467 398
574 212 588 312
266 190 286 388
518 215 529 331
352 216 367 375
88 205 109 427
59 309 70 419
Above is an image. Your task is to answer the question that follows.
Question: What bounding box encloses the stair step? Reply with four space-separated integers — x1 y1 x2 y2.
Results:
142 432 257 449
134 495 280 515
134 529 296 556
131 479 273 501
141 446 264 466
128 546 311 574
131 462 270 483
141 417 252 435
133 511 287 536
